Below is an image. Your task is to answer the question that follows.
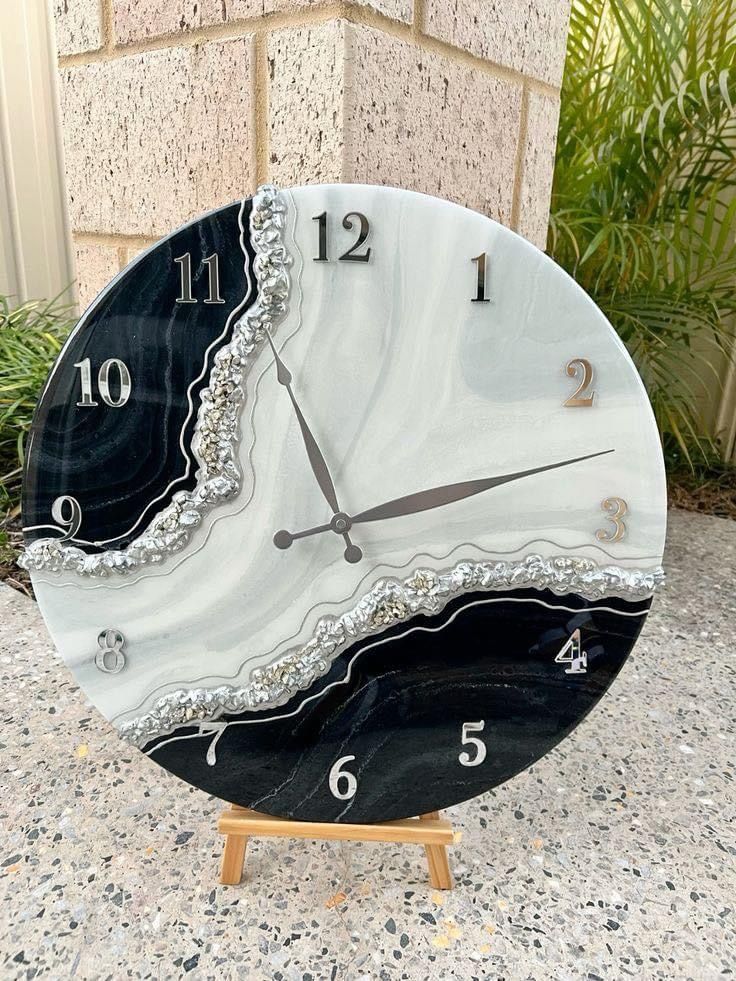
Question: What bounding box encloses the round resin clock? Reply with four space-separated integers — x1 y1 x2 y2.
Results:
20 184 666 822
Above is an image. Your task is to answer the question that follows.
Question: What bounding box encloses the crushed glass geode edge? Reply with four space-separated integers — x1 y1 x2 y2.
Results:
19 184 290 578
122 554 665 747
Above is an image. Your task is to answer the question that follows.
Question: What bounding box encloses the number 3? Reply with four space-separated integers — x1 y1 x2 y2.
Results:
458 721 486 767
596 497 628 542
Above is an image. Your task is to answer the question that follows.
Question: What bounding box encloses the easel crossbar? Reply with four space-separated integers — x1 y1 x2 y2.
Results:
217 806 455 889
217 808 454 845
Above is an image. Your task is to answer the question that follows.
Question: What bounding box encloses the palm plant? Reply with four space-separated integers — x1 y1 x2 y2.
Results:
0 295 75 520
549 0 736 466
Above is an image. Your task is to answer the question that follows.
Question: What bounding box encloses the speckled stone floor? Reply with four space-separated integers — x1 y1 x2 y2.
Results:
0 509 734 981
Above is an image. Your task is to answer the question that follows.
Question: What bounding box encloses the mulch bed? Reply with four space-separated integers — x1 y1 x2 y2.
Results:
1 475 734 601
668 470 736 520
0 520 32 598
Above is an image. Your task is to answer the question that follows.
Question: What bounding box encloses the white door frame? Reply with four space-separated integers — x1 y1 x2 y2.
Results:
0 0 74 305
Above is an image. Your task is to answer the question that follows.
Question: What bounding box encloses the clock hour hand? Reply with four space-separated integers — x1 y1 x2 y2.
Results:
265 330 362 563
350 450 615 525
265 329 341 514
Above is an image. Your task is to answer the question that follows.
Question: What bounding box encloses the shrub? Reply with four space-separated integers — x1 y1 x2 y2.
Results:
0 295 75 520
550 0 736 466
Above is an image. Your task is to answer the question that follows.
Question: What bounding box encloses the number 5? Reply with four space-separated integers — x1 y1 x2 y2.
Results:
458 721 486 767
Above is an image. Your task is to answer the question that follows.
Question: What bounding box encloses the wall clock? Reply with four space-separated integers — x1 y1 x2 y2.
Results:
20 184 666 822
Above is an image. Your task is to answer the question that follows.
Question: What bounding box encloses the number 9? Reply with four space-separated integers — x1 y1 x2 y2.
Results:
51 495 82 542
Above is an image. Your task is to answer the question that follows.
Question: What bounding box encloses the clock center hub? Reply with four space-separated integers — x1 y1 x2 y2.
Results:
330 512 352 534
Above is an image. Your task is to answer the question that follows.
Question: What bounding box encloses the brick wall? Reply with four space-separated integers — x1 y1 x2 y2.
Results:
53 0 571 309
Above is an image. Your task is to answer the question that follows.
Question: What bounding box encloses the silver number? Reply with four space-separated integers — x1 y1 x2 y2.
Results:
95 628 126 674
174 252 196 303
75 358 131 408
328 755 358 800
74 357 98 406
175 252 224 303
458 721 486 767
51 495 82 541
98 358 132 407
203 253 225 304
471 253 490 302
200 721 227 766
555 628 588 674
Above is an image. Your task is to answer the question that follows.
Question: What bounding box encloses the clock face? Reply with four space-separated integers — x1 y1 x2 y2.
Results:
21 184 666 822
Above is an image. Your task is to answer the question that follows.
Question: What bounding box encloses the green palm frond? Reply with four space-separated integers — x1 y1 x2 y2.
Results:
550 0 736 465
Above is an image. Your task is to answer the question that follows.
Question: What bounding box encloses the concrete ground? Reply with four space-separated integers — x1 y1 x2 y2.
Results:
0 509 734 981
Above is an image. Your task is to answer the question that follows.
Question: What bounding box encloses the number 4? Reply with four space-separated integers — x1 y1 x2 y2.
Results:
555 628 588 674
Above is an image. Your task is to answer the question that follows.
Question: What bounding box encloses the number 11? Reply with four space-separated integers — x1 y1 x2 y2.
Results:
174 252 225 304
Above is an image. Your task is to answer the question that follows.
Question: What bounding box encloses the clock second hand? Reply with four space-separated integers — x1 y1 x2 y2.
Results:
274 449 615 553
265 329 362 564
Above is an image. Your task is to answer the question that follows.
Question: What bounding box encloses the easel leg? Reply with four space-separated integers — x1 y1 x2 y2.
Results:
420 812 453 890
220 832 248 885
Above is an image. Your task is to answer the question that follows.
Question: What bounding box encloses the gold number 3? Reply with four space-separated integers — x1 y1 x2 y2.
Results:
596 497 628 543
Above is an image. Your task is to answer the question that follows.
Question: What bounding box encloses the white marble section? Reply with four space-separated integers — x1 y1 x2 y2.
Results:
32 184 667 729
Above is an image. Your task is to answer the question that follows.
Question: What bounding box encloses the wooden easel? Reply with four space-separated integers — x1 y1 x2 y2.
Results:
218 804 455 889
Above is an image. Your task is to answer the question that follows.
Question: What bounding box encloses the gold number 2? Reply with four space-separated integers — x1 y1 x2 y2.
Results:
564 358 595 407
596 497 628 542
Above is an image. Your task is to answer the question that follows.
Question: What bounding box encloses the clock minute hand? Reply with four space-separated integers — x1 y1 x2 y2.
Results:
265 329 341 515
350 449 615 525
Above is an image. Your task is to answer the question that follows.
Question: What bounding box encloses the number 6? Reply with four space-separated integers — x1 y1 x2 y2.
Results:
328 755 357 800
459 721 486 767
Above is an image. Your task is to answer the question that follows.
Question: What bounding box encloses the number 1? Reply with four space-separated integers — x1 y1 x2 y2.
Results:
471 253 490 302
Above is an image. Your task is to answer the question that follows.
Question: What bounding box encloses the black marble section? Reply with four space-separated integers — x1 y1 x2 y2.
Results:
146 587 651 822
23 200 255 550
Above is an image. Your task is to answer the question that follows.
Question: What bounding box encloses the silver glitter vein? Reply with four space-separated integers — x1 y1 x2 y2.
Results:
119 554 665 746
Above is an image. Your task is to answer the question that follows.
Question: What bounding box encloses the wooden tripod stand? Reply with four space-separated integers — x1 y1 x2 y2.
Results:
218 804 455 889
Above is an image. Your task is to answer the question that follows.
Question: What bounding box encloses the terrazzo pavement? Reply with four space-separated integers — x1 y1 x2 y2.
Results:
0 509 734 981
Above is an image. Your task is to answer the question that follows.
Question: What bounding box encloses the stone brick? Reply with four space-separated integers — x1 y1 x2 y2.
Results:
53 0 103 57
59 38 255 237
74 242 121 311
113 0 410 45
424 0 571 87
268 21 346 187
344 24 522 224
516 90 559 250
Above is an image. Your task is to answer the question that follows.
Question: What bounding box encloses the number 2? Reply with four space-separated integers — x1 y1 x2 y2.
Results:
458 721 486 767
564 358 595 406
